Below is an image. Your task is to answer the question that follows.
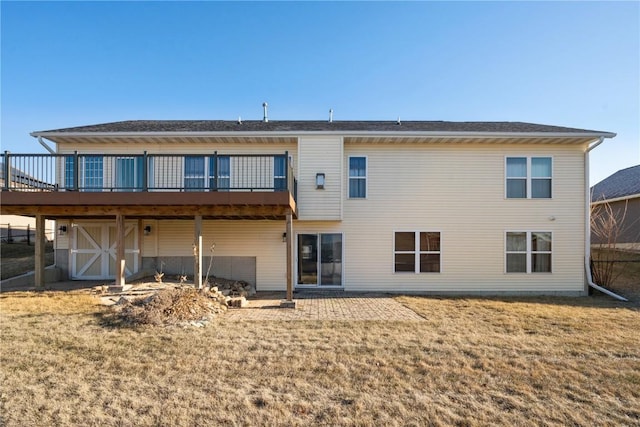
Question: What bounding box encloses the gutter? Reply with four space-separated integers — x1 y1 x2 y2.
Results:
585 137 628 301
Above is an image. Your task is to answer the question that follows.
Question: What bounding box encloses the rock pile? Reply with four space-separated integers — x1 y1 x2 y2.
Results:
115 286 229 327
208 277 255 297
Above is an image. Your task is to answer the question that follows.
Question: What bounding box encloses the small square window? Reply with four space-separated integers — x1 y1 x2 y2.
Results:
506 231 552 273
394 231 441 273
506 157 552 199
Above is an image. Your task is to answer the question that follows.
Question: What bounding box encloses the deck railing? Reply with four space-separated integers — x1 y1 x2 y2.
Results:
2 151 297 200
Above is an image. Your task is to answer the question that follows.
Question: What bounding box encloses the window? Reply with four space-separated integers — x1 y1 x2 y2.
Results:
274 155 287 190
79 156 103 191
394 231 441 273
185 155 230 191
115 156 144 191
184 156 205 191
506 157 552 199
64 156 74 190
64 155 104 191
209 156 230 190
349 156 367 198
506 231 552 273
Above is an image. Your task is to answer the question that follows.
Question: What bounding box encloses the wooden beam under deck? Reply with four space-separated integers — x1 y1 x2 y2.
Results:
0 191 297 220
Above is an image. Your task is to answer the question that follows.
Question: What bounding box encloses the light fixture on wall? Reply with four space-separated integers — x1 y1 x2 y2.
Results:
58 225 67 235
144 225 152 236
282 232 287 242
316 173 325 189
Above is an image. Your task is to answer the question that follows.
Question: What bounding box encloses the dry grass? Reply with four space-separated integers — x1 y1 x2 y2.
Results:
0 242 54 280
1 291 639 426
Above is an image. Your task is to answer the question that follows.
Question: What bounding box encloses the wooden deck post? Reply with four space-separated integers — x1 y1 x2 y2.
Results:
194 215 203 289
137 219 143 271
285 212 294 302
34 214 45 289
115 214 126 288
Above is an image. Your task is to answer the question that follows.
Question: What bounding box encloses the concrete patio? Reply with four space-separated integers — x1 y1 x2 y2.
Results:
224 291 426 321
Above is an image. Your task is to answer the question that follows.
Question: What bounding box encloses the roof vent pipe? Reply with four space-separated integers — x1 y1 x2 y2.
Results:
329 109 333 123
262 102 268 123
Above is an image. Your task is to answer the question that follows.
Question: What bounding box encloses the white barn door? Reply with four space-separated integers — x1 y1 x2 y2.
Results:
71 223 139 280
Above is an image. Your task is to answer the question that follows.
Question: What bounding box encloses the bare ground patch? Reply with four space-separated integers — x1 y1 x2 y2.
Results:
1 291 638 426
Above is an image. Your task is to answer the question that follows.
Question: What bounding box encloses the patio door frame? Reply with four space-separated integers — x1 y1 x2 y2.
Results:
295 232 344 288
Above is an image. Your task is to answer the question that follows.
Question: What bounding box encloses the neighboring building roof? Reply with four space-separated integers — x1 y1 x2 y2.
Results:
591 165 640 202
31 120 615 136
0 162 53 189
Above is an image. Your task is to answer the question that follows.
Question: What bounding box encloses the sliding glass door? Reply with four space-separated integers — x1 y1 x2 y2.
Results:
297 233 342 287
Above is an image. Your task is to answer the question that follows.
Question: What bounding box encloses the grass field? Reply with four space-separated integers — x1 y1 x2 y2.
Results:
0 242 54 280
1 292 638 426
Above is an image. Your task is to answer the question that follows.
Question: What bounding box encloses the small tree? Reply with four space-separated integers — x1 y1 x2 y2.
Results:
203 243 216 287
590 199 636 287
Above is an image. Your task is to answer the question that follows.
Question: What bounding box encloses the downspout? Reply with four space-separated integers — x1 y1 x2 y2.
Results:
37 136 56 154
585 137 628 301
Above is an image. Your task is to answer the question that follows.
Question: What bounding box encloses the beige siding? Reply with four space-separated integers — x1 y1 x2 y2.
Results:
339 142 586 293
141 220 159 257
297 136 342 220
153 220 287 291
152 156 183 189
55 220 71 249
53 137 588 294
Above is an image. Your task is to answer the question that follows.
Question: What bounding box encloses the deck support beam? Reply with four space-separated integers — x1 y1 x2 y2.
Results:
194 215 203 289
115 214 126 288
281 211 296 308
34 214 45 289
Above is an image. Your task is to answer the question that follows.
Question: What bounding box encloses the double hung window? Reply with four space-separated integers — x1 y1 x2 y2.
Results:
506 231 552 273
506 157 552 199
348 156 367 198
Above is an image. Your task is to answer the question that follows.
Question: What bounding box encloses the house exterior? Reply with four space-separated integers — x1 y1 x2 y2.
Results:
591 165 640 250
1 119 615 296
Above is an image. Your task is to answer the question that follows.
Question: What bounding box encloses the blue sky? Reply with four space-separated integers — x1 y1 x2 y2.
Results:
1 1 638 183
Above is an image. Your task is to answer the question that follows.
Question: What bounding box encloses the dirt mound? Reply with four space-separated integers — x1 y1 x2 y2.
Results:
116 287 227 327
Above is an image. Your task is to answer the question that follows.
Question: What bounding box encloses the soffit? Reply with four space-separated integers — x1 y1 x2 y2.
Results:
46 136 298 145
343 136 596 145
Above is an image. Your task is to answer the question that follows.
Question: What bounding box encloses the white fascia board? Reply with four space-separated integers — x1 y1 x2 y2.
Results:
31 130 617 139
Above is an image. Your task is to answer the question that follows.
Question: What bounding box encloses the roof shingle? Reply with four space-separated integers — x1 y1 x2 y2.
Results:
32 120 614 135
591 165 640 202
